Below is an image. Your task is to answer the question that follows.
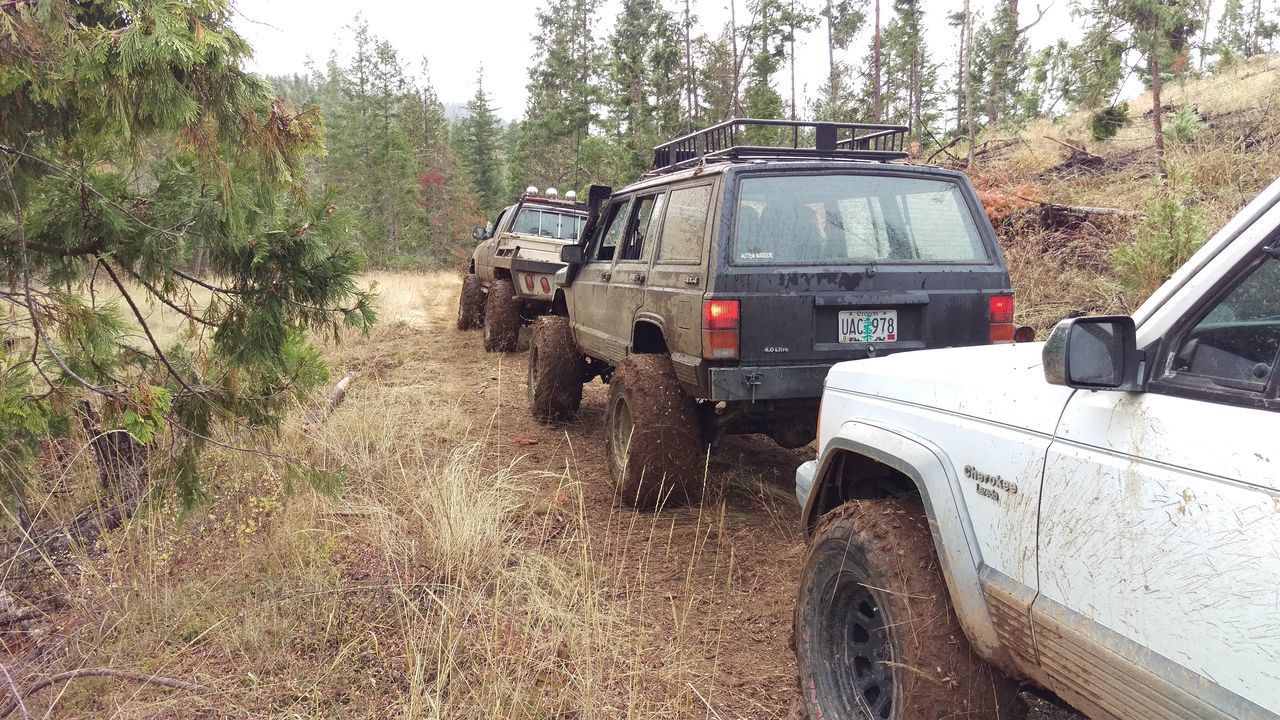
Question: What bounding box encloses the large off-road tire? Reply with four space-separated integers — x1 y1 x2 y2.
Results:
457 273 484 330
528 316 584 422
794 497 1022 720
605 354 705 510
483 278 521 353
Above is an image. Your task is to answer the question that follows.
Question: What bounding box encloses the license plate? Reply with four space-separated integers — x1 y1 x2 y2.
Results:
838 310 898 343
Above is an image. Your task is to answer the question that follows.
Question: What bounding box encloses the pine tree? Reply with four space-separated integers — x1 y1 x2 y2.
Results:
317 20 423 264
0 0 375 521
698 30 742 123
817 0 867 121
400 62 481 262
1212 0 1279 64
1073 0 1202 177
510 0 602 195
604 0 685 177
457 73 507 216
879 0 939 149
741 0 814 134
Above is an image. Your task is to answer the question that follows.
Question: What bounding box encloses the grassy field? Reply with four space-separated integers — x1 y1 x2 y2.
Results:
3 271 807 719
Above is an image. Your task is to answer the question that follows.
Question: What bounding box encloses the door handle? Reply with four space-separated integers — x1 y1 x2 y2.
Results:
600 270 611 280
632 272 646 283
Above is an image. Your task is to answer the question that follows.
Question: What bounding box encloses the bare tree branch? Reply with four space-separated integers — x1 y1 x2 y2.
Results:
0 667 205 719
120 264 216 328
0 663 31 720
97 259 206 401
1018 2 1053 35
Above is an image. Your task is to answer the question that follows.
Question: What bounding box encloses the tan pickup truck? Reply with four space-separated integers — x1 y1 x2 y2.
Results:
457 189 587 352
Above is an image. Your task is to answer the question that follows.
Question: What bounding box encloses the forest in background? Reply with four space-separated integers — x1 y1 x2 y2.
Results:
265 0 1280 268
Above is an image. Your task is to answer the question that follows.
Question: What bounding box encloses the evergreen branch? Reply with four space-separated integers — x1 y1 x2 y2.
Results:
1 155 119 400
97 258 207 401
0 144 180 242
172 269 248 296
120 264 217 328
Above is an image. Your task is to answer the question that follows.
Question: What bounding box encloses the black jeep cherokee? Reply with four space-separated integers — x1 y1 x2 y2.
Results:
527 119 1015 509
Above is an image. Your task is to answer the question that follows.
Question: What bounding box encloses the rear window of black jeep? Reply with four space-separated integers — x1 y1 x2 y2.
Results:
733 175 989 265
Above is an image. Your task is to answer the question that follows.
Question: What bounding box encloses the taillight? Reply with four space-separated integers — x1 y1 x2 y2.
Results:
523 274 535 291
989 294 1014 343
540 277 551 293
702 299 740 360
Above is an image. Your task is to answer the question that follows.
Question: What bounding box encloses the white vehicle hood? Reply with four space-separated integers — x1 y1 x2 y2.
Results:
824 343 1075 435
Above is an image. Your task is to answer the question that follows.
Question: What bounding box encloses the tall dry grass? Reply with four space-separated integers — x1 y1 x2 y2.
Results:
3 272 772 719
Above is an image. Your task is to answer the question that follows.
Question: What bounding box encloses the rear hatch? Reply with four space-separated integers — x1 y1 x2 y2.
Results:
712 166 1011 366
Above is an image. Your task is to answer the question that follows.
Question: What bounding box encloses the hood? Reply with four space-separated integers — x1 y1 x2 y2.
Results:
824 342 1075 435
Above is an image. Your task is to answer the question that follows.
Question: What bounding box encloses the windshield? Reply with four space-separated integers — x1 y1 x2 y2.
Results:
511 208 584 240
734 175 989 265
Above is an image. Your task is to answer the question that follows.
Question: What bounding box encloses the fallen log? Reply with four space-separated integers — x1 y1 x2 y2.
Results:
1039 202 1142 230
303 371 357 425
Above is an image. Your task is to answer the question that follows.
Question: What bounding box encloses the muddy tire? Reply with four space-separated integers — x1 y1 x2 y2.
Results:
483 279 520 353
528 316 584 422
606 354 704 510
457 273 484 330
794 497 1021 720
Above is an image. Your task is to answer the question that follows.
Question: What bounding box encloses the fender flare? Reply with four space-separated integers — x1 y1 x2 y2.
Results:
801 420 1007 665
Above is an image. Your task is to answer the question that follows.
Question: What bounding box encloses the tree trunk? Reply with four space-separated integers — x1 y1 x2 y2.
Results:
826 0 837 120
872 0 882 123
685 0 698 128
56 402 150 551
730 0 743 117
789 0 798 120
964 0 976 165
1150 32 1167 179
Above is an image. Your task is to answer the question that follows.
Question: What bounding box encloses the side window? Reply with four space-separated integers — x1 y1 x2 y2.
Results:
1158 252 1280 398
596 198 632 262
619 193 664 262
657 184 713 264
488 209 508 238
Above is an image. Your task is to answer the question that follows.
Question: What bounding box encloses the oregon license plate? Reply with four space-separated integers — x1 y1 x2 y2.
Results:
838 310 898 343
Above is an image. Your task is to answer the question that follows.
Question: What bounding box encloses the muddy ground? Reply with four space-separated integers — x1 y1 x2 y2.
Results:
338 276 1070 719
387 278 811 718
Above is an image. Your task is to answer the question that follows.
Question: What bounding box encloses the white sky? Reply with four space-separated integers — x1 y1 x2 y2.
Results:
232 0 1082 122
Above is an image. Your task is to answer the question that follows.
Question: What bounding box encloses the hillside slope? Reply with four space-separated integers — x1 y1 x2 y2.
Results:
961 55 1280 331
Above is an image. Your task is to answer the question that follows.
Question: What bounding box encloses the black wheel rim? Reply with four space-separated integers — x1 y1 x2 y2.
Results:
814 568 896 719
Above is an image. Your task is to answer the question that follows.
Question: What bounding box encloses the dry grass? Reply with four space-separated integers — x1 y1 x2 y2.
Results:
3 272 793 719
969 55 1280 332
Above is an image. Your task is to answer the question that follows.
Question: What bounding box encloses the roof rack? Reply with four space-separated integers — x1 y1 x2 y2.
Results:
650 118 909 175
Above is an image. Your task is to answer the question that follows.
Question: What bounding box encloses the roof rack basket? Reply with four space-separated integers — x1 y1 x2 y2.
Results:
651 118 909 175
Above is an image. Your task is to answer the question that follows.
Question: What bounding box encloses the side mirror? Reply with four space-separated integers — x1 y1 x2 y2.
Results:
472 226 487 241
1043 316 1142 390
560 245 585 264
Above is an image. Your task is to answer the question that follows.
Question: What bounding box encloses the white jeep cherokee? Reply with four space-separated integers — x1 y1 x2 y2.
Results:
794 178 1280 720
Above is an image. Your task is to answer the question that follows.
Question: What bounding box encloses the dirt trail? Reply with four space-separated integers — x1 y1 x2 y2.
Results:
406 276 808 718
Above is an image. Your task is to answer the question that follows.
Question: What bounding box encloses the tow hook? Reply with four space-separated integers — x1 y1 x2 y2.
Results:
744 372 762 403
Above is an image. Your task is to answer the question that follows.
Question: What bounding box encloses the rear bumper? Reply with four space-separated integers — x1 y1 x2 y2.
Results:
707 363 832 401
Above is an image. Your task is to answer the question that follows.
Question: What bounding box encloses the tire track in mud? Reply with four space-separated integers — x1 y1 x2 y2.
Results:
417 276 809 718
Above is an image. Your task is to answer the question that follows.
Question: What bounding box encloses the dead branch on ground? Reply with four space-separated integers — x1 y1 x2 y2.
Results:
0 667 206 718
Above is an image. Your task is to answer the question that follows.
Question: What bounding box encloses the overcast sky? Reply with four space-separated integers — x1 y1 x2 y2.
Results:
232 0 1081 122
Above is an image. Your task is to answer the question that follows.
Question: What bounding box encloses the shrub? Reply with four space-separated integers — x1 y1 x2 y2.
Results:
1113 185 1208 305
1090 103 1130 141
1164 104 1208 144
